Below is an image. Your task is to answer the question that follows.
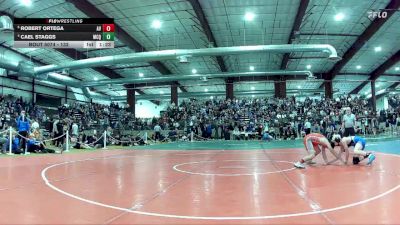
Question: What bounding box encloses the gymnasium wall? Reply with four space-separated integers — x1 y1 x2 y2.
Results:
0 75 90 105
136 100 167 118
376 96 388 111
0 74 164 116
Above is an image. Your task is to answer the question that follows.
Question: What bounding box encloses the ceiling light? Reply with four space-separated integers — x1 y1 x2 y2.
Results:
139 72 144 77
356 65 362 70
191 68 197 74
251 95 255 98
204 88 208 92
160 90 164 94
297 85 301 89
334 13 345 21
151 19 162 29
251 86 255 90
306 64 312 69
244 12 255 21
395 67 399 71
20 0 32 7
210 96 213 99
374 46 382 52
249 66 255 71
93 77 98 81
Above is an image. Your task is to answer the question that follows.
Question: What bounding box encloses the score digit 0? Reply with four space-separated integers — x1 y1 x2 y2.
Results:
102 32 115 41
102 24 115 32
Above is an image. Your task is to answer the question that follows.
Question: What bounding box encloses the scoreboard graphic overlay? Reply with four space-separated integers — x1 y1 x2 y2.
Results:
13 18 115 49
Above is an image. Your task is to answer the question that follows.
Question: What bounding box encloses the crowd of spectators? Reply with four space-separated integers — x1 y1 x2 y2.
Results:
56 102 156 131
389 95 400 113
0 96 48 154
157 95 400 141
0 95 46 129
0 93 399 154
0 97 153 153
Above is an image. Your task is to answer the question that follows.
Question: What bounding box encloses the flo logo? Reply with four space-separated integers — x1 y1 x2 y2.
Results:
367 9 395 20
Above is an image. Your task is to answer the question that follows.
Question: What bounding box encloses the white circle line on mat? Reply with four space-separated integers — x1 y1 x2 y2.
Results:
174 151 300 156
41 152 400 220
172 160 296 176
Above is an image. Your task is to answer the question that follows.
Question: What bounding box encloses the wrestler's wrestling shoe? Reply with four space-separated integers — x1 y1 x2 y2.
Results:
294 161 306 169
367 153 376 165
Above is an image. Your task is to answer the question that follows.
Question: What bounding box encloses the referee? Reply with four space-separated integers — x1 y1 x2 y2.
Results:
342 107 356 137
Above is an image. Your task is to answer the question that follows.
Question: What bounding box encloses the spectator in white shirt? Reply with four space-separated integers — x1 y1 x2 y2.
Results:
233 126 240 140
342 107 356 137
154 124 161 141
52 119 59 137
72 122 79 137
304 118 312 135
31 118 39 132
